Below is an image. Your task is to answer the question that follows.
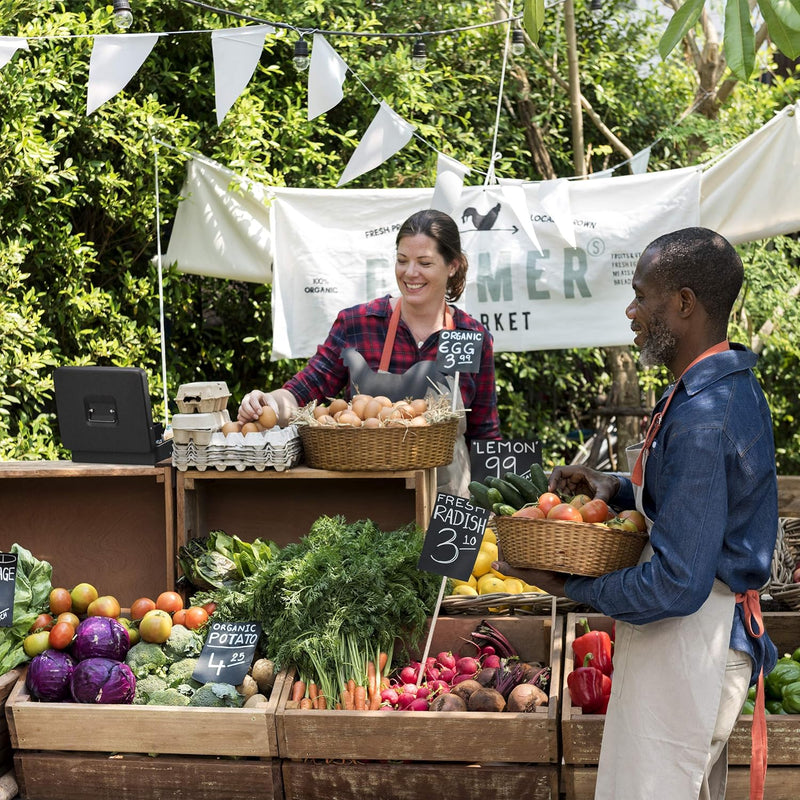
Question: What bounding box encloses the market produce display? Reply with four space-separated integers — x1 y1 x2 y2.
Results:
293 394 451 429
567 618 614 715
742 648 800 715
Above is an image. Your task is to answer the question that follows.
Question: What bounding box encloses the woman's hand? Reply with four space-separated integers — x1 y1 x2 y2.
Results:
548 465 620 504
237 390 275 423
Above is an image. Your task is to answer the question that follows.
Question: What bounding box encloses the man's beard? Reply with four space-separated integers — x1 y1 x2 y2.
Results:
638 313 678 368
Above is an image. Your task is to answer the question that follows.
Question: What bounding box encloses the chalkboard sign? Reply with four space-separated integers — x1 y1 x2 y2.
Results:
0 553 17 628
418 493 491 581
470 438 542 486
192 620 262 687
435 329 484 374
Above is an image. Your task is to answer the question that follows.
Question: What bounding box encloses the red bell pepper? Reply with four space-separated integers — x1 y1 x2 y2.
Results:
572 617 613 676
567 654 612 714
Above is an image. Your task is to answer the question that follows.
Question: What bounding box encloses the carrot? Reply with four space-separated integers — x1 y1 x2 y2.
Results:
299 697 313 709
315 693 327 710
367 660 377 698
347 678 356 699
353 684 367 711
340 688 354 711
369 685 382 711
292 679 306 703
378 651 389 674
308 682 319 706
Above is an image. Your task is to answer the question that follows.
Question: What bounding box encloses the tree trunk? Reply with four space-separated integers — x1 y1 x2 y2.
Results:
510 65 557 180
606 346 644 467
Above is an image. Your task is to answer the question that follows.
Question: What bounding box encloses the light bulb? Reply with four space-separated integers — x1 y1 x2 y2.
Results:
511 29 525 57
411 40 427 71
112 0 133 30
590 0 603 17
293 38 310 72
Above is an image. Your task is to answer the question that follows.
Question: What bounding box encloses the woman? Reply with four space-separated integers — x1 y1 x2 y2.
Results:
238 209 500 494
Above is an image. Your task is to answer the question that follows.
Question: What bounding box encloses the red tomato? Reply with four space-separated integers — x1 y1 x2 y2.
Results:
130 597 156 621
536 492 562 516
156 591 184 614
172 608 187 626
48 621 76 650
202 602 217 616
512 505 546 519
184 606 210 630
29 613 54 634
578 498 610 524
568 494 592 509
618 509 647 532
546 503 584 522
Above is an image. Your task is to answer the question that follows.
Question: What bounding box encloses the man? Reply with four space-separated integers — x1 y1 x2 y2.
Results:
496 227 778 800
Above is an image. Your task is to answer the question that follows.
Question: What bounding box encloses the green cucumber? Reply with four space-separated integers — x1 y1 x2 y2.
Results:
486 487 505 507
468 481 494 511
529 463 549 496
492 503 517 516
503 472 540 505
485 476 525 510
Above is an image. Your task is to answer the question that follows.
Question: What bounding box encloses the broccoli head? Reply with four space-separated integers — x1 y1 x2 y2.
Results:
133 674 168 704
125 641 169 680
188 682 244 708
148 688 191 706
166 658 202 690
163 624 204 661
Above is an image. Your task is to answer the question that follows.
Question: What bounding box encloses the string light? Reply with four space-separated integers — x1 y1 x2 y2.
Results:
511 28 525 56
411 39 427 71
112 0 134 30
293 37 310 71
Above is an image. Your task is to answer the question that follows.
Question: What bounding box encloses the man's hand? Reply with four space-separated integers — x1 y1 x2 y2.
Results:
549 465 620 503
492 559 569 597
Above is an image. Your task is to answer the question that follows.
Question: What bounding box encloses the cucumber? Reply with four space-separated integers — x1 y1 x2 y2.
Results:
492 503 517 516
486 487 505 507
503 472 540 505
485 476 525 510
468 481 494 511
529 463 549 496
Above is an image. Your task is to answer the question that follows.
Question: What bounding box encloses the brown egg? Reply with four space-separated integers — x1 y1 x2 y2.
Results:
313 403 329 419
409 415 429 427
336 410 363 427
363 398 384 420
352 393 373 405
316 414 337 426
328 398 349 416
350 396 369 420
241 422 260 434
258 406 278 429
221 421 242 435
409 398 428 416
373 395 393 408
378 405 400 422
395 402 415 420
362 417 381 429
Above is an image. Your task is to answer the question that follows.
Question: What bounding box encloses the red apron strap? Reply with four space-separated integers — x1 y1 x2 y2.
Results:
736 588 768 800
379 301 403 372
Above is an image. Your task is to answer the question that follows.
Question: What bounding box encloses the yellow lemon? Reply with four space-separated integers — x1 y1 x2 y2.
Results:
503 577 526 594
490 564 510 580
524 583 545 594
477 574 506 595
452 574 478 590
482 527 497 546
472 545 497 577
452 584 478 597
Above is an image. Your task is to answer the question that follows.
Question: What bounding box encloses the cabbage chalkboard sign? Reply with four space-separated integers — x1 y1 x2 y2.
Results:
193 620 262 687
418 493 491 581
0 552 17 628
470 438 542 486
435 329 484 374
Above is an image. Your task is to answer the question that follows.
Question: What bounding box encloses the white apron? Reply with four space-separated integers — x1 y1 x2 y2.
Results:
593 442 735 800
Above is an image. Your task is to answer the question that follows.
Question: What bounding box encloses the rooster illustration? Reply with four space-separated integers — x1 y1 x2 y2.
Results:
461 202 501 231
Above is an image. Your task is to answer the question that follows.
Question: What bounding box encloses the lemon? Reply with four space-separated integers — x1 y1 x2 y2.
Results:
482 527 497 546
452 584 478 597
503 577 526 594
472 541 498 577
490 564 510 580
524 583 545 594
452 574 478 590
477 574 506 595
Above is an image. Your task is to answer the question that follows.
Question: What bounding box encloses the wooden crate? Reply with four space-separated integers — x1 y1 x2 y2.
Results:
276 614 562 764
283 760 558 800
778 475 800 517
5 666 287 758
0 669 22 776
562 612 800 767
562 764 800 800
13 751 282 800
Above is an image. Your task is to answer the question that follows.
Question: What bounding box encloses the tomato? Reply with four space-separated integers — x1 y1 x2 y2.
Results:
512 505 546 519
579 498 610 524
87 595 121 618
547 503 584 522
49 587 73 616
117 617 141 645
172 608 187 626
201 602 217 617
29 613 54 634
70 583 99 614
184 606 209 630
156 591 184 614
130 597 156 621
618 509 647 532
48 621 76 650
57 611 80 628
536 492 562 516
23 631 51 658
139 609 173 644
607 516 640 532
568 494 592 509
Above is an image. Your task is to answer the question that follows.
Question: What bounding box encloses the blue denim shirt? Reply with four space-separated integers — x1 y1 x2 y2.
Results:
565 344 778 683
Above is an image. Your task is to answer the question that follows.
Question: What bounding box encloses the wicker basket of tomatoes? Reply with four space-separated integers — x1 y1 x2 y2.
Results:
768 517 800 611
495 495 649 578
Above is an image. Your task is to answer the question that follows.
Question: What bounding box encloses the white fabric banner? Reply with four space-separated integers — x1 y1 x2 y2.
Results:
538 179 576 248
308 34 348 121
430 153 470 216
211 26 274 126
0 36 29 68
269 168 701 357
337 101 415 186
86 33 159 115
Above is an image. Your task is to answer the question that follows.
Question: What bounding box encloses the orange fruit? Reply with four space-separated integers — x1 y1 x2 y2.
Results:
155 591 184 614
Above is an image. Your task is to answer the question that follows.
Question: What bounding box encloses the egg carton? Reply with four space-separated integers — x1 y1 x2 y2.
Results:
172 426 302 472
174 381 231 414
171 410 231 445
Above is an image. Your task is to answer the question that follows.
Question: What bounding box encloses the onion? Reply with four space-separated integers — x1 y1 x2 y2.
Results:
507 683 549 712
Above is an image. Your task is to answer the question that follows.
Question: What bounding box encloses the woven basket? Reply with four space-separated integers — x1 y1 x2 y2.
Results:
299 417 459 472
495 516 649 578
441 591 582 615
768 517 800 610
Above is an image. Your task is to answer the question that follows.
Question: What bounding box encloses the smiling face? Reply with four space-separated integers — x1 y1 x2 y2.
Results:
395 233 455 310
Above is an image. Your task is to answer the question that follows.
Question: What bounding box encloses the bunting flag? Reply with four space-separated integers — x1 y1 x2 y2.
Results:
538 179 576 247
630 146 652 175
86 33 159 115
588 168 615 180
0 36 29 68
308 34 349 121
430 153 471 216
337 101 415 186
211 25 274 125
498 179 543 254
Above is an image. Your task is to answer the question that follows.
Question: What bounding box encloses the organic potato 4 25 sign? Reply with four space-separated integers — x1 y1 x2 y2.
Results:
193 620 262 686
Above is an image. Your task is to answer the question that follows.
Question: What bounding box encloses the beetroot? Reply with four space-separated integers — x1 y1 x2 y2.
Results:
429 693 467 712
467 687 506 712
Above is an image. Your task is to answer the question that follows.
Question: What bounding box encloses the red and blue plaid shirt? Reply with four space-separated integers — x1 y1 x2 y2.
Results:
283 295 500 443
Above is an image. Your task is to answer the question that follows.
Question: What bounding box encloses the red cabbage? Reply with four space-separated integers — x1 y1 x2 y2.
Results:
26 649 76 702
70 657 136 704
71 616 130 662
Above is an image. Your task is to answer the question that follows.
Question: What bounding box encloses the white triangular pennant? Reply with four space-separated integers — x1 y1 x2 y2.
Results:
337 102 415 187
212 25 274 126
539 179 576 247
430 153 470 215
0 36 29 69
498 179 542 254
86 33 159 115
630 146 652 175
308 34 348 121
588 168 615 180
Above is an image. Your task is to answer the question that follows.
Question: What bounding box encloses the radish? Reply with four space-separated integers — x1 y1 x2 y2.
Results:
482 654 502 669
452 672 479 685
401 683 419 696
396 692 417 710
381 687 399 705
416 685 431 699
455 656 480 676
439 667 456 683
379 703 397 711
424 664 440 682
399 665 419 684
436 651 456 670
407 697 430 711
480 645 496 657
428 679 451 694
